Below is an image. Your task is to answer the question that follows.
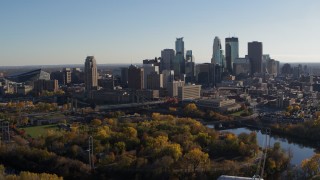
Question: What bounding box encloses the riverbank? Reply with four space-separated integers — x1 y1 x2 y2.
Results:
217 127 315 165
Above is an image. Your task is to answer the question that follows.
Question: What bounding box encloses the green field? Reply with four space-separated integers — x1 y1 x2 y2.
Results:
231 110 244 117
22 124 58 138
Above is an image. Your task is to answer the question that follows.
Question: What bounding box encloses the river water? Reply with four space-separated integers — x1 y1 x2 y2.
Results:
208 126 316 165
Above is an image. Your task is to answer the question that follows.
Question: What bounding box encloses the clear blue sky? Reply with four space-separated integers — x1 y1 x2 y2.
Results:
1 0 320 66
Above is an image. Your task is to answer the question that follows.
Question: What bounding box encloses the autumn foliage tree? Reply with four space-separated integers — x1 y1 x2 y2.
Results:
183 148 209 172
301 154 320 179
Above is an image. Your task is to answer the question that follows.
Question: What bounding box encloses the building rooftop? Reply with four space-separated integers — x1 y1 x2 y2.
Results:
5 69 50 83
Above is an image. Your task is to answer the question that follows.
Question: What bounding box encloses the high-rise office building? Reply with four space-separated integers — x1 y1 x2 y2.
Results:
266 59 279 76
162 70 174 88
196 63 215 87
225 37 239 73
84 56 98 91
173 37 185 76
262 54 270 73
167 80 185 97
233 57 251 75
147 72 163 90
185 50 195 83
34 79 59 94
293 66 302 79
281 63 293 75
186 50 194 63
98 74 114 90
248 41 263 74
212 37 224 66
161 49 175 72
128 65 144 90
143 59 159 89
63 68 72 85
121 67 128 87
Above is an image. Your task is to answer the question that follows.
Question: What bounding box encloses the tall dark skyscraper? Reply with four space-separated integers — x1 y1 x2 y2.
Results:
121 67 129 87
185 50 195 83
173 37 185 76
248 41 263 74
128 65 144 90
84 56 98 91
161 49 175 72
225 37 239 73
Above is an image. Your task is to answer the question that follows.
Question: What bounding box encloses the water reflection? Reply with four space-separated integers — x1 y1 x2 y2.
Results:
213 127 315 165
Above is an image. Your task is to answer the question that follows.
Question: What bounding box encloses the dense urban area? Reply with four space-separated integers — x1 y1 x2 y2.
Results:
2 37 320 179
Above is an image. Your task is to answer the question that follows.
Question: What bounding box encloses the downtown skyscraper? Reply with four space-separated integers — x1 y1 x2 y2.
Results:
173 37 185 77
84 56 98 91
185 50 195 83
248 41 263 74
211 36 224 66
225 37 239 73
161 49 175 72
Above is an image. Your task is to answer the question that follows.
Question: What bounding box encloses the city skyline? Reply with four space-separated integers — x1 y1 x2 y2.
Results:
1 0 320 66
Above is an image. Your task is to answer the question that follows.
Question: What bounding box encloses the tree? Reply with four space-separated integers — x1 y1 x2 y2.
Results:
96 126 110 139
161 143 182 161
114 141 126 155
294 105 300 111
184 103 198 114
91 119 102 126
21 117 29 126
123 127 137 138
287 105 293 112
183 148 209 172
301 154 320 179
0 164 4 176
195 132 210 147
264 142 291 178
154 156 174 173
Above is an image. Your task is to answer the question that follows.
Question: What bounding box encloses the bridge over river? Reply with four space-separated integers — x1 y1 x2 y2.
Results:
96 100 166 111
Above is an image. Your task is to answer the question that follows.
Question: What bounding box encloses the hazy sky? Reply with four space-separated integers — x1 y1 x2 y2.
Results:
1 0 320 66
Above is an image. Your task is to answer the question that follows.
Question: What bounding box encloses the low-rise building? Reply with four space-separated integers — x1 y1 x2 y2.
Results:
33 79 59 94
197 98 240 112
178 84 201 100
167 80 185 97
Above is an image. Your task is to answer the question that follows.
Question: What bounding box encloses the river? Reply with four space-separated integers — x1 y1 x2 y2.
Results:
208 126 316 165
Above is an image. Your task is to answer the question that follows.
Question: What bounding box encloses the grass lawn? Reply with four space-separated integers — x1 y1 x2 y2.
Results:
231 110 244 117
22 124 58 138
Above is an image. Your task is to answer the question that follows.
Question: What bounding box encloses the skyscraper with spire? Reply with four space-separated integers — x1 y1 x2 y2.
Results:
84 56 98 91
212 36 223 65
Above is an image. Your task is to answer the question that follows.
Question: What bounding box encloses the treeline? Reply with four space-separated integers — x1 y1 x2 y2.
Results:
0 145 91 179
270 118 320 141
183 103 234 121
0 164 62 180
